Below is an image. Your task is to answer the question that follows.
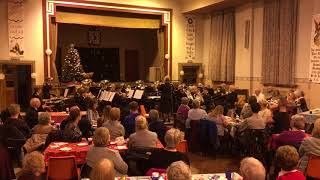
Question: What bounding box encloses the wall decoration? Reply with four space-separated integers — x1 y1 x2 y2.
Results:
8 0 24 58
310 14 320 83
185 15 196 62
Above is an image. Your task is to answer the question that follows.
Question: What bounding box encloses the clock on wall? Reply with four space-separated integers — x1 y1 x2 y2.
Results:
88 27 101 46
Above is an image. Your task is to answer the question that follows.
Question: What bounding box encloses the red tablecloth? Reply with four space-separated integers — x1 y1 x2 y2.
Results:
47 111 87 123
44 140 163 165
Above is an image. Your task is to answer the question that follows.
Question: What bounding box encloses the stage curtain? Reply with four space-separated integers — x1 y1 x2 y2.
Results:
55 11 161 29
157 28 165 79
49 19 59 83
208 10 235 83
262 0 297 86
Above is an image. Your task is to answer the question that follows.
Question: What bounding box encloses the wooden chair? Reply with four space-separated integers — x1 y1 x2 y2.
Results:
140 105 147 117
47 156 79 180
306 155 320 179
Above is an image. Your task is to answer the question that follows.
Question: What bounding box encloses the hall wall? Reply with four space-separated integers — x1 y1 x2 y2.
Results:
0 0 187 85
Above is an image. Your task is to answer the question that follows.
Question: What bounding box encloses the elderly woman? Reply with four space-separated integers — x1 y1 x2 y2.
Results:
186 99 207 128
148 128 189 169
240 96 257 119
208 105 227 137
102 107 125 140
86 127 128 176
90 159 115 180
148 109 166 144
23 112 55 153
298 119 320 173
128 116 158 149
167 161 192 180
274 115 306 149
17 151 45 180
5 104 30 138
233 157 266 180
238 102 265 132
258 99 273 124
63 106 82 142
275 146 305 180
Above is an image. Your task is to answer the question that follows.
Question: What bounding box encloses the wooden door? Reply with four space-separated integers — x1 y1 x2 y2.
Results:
125 50 139 82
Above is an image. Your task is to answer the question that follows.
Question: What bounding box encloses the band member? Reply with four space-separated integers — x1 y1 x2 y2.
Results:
159 76 174 122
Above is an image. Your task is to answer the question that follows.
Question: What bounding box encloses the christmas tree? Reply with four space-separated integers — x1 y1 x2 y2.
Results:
61 44 85 82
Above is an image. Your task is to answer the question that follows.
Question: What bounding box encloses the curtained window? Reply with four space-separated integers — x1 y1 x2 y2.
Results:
208 10 235 83
261 0 298 86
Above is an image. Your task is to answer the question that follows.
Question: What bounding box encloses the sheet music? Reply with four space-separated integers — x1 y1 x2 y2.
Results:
133 90 144 99
127 89 135 98
108 92 116 102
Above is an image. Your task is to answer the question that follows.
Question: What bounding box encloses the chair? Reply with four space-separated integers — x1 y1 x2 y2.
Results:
47 156 79 180
140 105 147 117
174 112 186 132
186 120 200 152
7 138 26 167
176 140 188 153
197 119 219 155
146 168 167 176
306 155 320 179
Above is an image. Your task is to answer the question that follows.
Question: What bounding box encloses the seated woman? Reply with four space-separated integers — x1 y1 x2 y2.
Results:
97 105 112 128
186 99 207 129
148 109 166 145
103 107 125 140
207 105 227 137
240 96 257 119
167 161 192 180
274 115 306 149
238 102 265 132
294 90 309 112
177 97 190 121
23 112 55 153
5 104 30 138
258 99 273 125
90 159 115 180
148 128 189 169
17 151 45 180
63 107 82 142
298 119 320 173
275 145 306 180
86 127 128 176
128 116 158 149
273 98 290 134
86 97 100 122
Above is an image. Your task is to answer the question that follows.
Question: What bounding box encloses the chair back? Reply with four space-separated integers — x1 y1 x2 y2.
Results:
176 140 188 153
174 112 186 131
47 156 78 180
146 168 167 176
306 155 320 179
140 105 147 117
186 120 200 152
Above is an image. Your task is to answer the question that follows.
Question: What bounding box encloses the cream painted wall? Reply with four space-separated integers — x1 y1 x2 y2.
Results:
0 0 187 85
0 0 44 85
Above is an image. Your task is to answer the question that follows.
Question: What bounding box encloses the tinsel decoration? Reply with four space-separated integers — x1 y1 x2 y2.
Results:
61 44 85 82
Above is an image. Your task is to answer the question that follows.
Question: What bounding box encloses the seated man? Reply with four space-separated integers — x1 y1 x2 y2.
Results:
167 161 192 180
233 157 266 180
238 102 265 132
25 98 45 129
128 116 157 149
122 101 140 138
5 104 30 138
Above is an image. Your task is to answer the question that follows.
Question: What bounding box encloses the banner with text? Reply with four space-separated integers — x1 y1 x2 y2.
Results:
8 0 24 58
185 16 196 62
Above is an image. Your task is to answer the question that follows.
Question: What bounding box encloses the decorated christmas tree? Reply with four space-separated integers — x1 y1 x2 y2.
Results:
61 44 86 82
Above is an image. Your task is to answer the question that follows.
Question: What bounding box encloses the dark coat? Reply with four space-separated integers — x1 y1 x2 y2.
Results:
159 82 174 114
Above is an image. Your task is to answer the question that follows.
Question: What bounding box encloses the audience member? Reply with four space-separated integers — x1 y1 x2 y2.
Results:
237 157 266 180
208 105 227 137
148 128 189 169
75 87 91 111
274 115 306 149
86 97 100 122
103 107 125 140
240 96 257 119
90 159 115 180
186 99 207 128
167 161 192 180
253 88 265 102
62 106 82 142
148 109 166 144
86 127 128 175
17 151 45 180
25 98 44 129
258 99 273 124
275 145 305 180
122 101 140 138
298 119 320 173
224 85 238 115
177 97 190 121
273 99 290 134
23 112 55 153
97 105 112 127
238 103 265 132
128 116 157 149
294 90 309 112
5 104 30 138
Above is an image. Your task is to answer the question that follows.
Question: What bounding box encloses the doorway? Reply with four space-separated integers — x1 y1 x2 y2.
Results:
125 50 140 81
